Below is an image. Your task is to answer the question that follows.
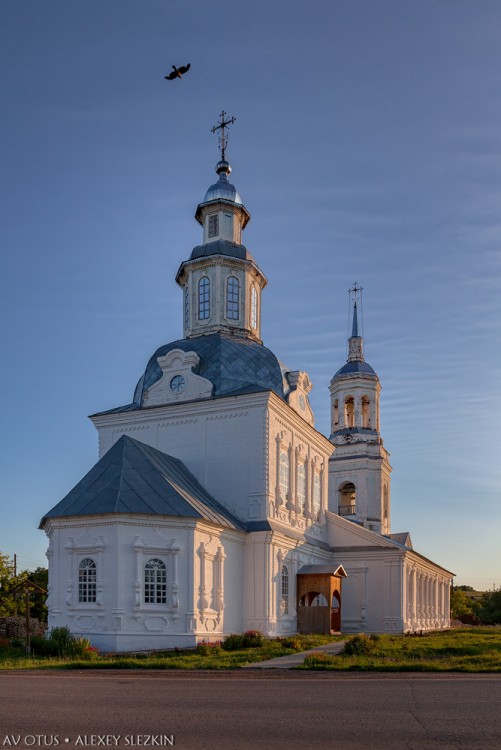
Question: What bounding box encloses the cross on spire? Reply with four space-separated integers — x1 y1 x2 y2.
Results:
211 110 236 162
348 282 363 305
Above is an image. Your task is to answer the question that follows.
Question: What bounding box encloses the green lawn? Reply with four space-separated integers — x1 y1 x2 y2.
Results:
1 629 500 672
0 633 342 671
299 628 501 672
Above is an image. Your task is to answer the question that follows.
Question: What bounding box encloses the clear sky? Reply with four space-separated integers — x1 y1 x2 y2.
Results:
1 1 500 588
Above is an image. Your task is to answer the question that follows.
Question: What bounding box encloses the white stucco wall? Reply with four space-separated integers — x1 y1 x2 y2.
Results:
43 515 245 652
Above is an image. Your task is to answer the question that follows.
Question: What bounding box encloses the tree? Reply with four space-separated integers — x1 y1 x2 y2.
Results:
23 567 48 622
0 554 48 621
450 587 474 619
478 589 501 625
457 585 474 592
0 552 17 616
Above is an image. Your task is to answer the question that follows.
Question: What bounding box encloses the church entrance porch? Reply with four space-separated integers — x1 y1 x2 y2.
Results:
296 565 347 635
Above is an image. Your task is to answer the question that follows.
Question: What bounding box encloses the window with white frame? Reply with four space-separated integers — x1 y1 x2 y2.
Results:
144 558 167 604
198 277 210 320
226 276 240 319
297 463 306 512
78 558 97 603
279 451 289 499
251 286 258 329
208 214 219 238
281 564 289 614
313 472 321 516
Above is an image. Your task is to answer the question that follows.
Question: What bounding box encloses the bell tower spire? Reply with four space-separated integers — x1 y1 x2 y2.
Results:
328 286 392 535
347 283 364 362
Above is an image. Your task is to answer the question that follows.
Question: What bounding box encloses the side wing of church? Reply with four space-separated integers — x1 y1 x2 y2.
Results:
40 122 453 651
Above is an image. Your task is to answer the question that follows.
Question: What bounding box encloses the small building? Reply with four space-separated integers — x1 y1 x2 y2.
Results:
40 124 453 651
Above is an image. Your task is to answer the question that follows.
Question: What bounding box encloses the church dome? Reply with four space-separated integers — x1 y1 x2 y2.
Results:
333 360 377 378
133 332 289 406
202 161 243 205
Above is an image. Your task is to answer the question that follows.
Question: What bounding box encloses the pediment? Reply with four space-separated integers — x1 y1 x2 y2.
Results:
142 348 213 406
66 529 104 551
133 529 180 553
286 370 314 426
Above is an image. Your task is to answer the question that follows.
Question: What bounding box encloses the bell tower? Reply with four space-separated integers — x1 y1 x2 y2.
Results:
328 285 392 535
176 112 267 342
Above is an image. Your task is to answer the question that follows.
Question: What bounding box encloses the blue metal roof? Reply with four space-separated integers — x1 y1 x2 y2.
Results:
40 435 246 531
334 360 376 377
90 333 289 416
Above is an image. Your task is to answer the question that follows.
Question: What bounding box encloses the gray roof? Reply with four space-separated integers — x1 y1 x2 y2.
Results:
189 239 254 262
334 360 376 377
40 435 246 531
93 333 290 416
386 532 413 549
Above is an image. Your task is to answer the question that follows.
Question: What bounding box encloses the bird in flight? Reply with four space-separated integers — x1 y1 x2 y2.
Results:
165 64 191 80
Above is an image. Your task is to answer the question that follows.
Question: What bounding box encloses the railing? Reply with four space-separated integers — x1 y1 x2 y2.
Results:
339 504 356 516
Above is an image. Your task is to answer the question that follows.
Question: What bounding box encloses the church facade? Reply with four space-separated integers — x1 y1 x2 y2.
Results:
40 129 453 652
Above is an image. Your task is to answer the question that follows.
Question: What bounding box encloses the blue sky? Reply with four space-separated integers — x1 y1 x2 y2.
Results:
1 1 500 588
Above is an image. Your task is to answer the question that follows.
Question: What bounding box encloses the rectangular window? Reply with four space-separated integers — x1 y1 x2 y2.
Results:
208 214 219 238
198 277 210 320
226 276 240 320
224 212 233 238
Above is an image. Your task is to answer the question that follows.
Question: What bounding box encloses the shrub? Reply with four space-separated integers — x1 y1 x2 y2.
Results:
71 636 96 659
0 616 46 639
242 630 264 648
196 640 222 656
47 627 98 658
222 633 245 651
49 626 75 656
343 633 379 656
30 636 60 657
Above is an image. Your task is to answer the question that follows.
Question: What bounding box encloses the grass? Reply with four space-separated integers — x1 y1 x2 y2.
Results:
299 628 501 672
0 633 343 671
1 629 500 672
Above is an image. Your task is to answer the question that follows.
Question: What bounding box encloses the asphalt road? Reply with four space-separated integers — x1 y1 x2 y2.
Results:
1 671 500 750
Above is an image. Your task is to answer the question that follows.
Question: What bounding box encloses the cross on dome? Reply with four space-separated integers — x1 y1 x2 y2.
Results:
211 110 236 163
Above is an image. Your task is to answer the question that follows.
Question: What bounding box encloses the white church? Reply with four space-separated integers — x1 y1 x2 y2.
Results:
40 116 453 651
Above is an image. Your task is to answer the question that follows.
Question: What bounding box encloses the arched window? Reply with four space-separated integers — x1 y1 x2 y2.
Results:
281 564 289 615
144 559 167 604
333 399 339 428
339 482 356 516
362 396 370 428
279 451 289 499
226 276 240 320
251 286 258 329
383 483 389 519
345 397 355 427
198 277 210 320
78 558 96 603
313 473 321 516
297 463 306 513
